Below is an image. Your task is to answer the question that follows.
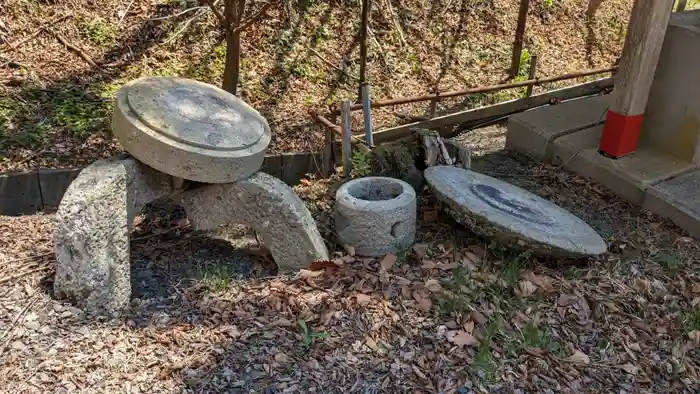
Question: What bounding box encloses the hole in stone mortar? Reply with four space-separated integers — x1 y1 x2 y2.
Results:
347 178 403 201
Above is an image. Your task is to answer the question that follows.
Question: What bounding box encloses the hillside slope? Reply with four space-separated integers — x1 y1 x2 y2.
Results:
1 0 636 171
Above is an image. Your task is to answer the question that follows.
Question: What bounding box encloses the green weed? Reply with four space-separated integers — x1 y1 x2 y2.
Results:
350 149 372 178
198 263 233 292
298 318 329 347
682 309 700 334
77 17 116 46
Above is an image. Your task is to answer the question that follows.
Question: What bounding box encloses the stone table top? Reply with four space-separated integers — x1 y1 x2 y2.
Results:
126 77 265 151
425 165 607 257
111 76 270 183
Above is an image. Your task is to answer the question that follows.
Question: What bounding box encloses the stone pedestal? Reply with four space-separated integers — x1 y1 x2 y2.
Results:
641 10 700 164
53 77 329 316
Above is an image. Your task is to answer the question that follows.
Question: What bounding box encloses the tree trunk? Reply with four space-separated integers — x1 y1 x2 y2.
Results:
222 0 246 95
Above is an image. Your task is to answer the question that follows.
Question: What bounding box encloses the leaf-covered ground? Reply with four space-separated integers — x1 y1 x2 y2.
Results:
1 127 698 393
0 0 642 171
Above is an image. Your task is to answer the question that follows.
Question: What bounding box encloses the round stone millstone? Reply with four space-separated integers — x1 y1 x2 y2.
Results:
111 76 271 183
424 166 607 258
335 177 417 257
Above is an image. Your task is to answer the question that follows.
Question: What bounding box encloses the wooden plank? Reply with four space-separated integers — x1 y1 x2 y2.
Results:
340 100 352 178
600 0 673 158
0 171 42 216
372 77 614 144
525 54 538 97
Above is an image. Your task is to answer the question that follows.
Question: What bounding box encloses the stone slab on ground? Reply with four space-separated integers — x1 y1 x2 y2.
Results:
505 94 611 159
565 147 697 205
643 169 700 240
53 156 173 316
0 171 41 216
180 172 329 272
111 76 271 184
424 165 607 258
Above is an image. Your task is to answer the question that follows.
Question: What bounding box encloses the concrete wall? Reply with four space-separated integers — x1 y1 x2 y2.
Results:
641 10 700 164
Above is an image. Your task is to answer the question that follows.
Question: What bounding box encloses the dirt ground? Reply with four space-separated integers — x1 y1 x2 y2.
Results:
1 0 640 172
1 127 699 394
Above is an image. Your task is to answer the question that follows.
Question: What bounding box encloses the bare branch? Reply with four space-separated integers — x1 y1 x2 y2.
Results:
231 0 279 34
202 0 229 30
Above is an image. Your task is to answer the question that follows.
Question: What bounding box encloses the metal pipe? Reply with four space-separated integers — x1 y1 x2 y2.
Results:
338 65 617 112
361 83 374 146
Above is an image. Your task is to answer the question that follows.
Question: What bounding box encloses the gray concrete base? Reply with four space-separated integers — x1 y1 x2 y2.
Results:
506 98 700 240
566 147 696 205
644 170 700 239
505 94 610 160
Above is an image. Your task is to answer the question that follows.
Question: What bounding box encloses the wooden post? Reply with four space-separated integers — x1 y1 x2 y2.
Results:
358 0 371 101
510 0 530 78
341 100 353 178
599 0 673 159
676 0 687 12
525 54 538 97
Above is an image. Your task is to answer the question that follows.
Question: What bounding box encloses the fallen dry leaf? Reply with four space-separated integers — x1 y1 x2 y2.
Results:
424 279 443 293
421 260 438 269
412 243 429 258
447 330 479 347
518 280 537 297
380 253 397 271
618 363 639 375
470 310 488 326
274 352 289 363
438 262 460 270
566 350 590 365
416 297 432 313
364 336 379 352
632 278 649 293
356 294 371 306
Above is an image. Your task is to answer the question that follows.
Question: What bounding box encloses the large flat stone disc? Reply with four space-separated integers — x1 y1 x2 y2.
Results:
425 166 607 257
111 76 271 183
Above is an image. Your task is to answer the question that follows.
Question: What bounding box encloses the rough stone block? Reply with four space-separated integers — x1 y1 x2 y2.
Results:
643 170 700 239
38 168 82 210
0 171 41 216
505 94 610 159
53 157 173 315
566 148 696 205
180 172 329 272
335 177 417 257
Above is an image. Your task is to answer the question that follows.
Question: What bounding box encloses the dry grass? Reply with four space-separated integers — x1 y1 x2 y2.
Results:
0 0 641 171
1 129 699 393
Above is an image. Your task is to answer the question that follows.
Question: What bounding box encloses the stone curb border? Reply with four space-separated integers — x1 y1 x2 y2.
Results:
0 152 324 216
